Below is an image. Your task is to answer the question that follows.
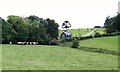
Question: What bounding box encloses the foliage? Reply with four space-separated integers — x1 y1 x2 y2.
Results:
51 39 60 45
104 13 120 33
1 15 59 44
46 18 59 39
62 20 71 30
94 32 101 37
71 39 79 48
94 26 101 28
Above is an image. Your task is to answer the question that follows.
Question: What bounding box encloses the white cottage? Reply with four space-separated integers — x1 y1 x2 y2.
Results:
60 31 72 39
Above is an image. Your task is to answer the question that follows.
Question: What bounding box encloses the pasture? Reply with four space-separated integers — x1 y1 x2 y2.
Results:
80 36 119 52
60 36 118 52
59 28 92 37
2 44 118 70
59 28 106 37
2 28 119 70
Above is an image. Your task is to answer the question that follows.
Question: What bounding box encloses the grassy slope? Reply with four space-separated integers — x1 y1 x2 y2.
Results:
59 28 92 37
59 28 106 37
60 36 118 52
94 28 106 34
2 45 118 70
80 36 118 52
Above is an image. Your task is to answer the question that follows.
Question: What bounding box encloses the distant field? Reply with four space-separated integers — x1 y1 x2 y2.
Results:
2 44 118 70
80 36 118 52
59 28 106 37
60 36 118 52
94 28 106 34
59 28 92 37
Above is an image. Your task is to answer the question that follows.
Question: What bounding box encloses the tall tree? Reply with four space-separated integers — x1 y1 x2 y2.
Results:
46 18 59 39
62 20 71 30
28 15 49 44
2 17 12 43
104 13 120 33
115 13 120 32
2 15 59 44
0 17 2 43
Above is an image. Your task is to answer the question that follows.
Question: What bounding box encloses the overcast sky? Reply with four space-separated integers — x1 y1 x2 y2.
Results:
0 0 119 29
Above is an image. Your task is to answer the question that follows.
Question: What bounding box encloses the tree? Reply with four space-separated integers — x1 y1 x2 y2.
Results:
0 17 2 44
1 17 12 43
2 15 59 45
104 13 120 33
7 15 29 42
28 15 49 44
46 18 59 40
71 39 79 48
62 20 71 30
115 13 120 32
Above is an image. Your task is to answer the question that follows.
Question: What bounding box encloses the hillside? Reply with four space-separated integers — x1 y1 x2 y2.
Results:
2 44 118 70
59 28 106 37
60 36 119 55
80 36 118 52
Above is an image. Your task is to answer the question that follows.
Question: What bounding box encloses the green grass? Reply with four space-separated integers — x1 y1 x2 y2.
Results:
59 28 106 37
94 28 106 34
59 28 93 37
2 44 118 70
80 36 118 52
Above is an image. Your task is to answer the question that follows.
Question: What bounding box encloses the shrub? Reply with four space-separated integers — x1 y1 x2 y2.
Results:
116 32 120 35
71 39 79 48
61 38 73 43
51 40 60 45
102 33 117 37
65 38 73 41
86 36 93 39
94 32 102 37
73 37 79 40
111 33 117 36
79 36 93 40
60 39 66 43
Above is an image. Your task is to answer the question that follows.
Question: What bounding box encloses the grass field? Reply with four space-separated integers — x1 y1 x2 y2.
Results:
59 28 92 37
2 28 118 70
80 36 119 52
59 28 106 37
2 44 118 70
60 36 118 52
94 28 106 34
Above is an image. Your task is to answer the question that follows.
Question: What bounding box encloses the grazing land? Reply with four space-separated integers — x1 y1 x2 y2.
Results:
2 28 118 70
59 28 106 37
2 44 118 70
80 36 119 52
59 28 92 37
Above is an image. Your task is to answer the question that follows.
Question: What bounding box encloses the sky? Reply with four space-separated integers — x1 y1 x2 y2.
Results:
0 0 119 29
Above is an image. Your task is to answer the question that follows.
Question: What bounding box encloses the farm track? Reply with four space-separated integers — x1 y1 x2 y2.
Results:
81 30 94 37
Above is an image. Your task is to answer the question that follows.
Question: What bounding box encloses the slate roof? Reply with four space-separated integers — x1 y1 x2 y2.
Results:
62 32 72 35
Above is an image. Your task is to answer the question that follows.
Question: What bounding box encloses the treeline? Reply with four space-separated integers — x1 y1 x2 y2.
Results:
0 15 59 44
104 13 120 33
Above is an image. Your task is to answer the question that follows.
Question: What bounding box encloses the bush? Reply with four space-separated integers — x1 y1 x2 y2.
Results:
102 33 117 37
71 39 79 48
79 36 93 40
94 32 102 37
61 38 73 43
51 40 59 45
111 33 117 36
116 32 120 35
